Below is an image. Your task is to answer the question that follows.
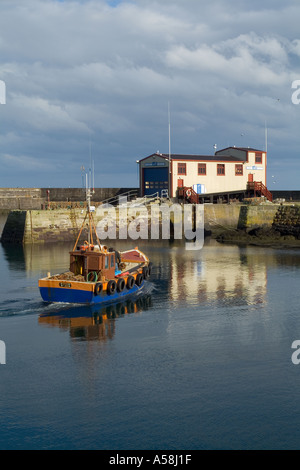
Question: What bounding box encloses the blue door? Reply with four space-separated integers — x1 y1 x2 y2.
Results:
143 167 169 196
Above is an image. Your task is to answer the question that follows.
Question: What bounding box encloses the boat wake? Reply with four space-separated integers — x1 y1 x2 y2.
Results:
0 298 48 318
0 277 155 319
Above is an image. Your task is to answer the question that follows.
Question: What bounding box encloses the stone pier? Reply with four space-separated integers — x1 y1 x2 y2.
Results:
1 203 294 245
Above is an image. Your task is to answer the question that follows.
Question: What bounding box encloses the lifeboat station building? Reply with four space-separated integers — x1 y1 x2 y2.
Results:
138 147 272 202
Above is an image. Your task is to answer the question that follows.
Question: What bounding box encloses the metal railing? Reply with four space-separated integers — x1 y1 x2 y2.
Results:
247 182 273 202
98 189 139 207
127 192 160 207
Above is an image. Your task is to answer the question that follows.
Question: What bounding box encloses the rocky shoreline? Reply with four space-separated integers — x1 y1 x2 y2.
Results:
216 227 300 248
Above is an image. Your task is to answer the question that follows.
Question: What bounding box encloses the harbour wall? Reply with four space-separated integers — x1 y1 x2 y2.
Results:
1 203 292 244
0 188 300 211
203 204 279 233
0 187 139 210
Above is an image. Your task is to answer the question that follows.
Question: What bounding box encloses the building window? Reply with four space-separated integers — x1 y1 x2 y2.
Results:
178 163 186 175
235 164 243 176
255 153 262 164
198 163 207 175
217 164 225 175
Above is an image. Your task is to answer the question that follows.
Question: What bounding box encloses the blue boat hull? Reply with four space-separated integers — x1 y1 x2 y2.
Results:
39 281 145 305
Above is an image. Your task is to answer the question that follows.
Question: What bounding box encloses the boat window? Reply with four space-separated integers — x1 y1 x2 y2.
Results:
110 254 115 268
105 256 109 269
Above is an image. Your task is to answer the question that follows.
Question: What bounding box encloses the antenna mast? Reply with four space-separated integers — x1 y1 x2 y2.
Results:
168 101 171 198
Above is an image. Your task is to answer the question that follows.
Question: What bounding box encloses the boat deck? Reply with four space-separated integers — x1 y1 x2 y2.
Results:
121 249 148 263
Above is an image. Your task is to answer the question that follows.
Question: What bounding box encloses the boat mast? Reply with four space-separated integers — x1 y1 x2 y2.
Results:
86 173 91 244
72 159 100 251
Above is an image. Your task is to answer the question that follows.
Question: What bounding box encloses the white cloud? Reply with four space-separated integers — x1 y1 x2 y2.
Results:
9 94 90 133
1 153 53 171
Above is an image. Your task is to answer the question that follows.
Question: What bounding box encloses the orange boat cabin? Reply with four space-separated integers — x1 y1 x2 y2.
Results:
69 247 118 282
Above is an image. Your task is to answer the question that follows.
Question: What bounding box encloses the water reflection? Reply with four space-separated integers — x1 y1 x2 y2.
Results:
39 292 153 342
3 238 300 325
1 241 73 274
1 243 26 271
157 241 269 307
0 212 8 237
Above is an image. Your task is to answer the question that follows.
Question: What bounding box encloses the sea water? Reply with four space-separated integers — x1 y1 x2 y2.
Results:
0 212 300 450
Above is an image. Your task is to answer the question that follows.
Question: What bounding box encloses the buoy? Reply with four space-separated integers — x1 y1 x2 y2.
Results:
87 271 98 283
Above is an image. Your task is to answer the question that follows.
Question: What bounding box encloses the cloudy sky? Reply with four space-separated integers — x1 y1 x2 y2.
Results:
0 0 300 189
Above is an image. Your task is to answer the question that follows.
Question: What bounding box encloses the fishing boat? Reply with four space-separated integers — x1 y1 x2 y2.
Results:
38 190 152 305
39 292 153 338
